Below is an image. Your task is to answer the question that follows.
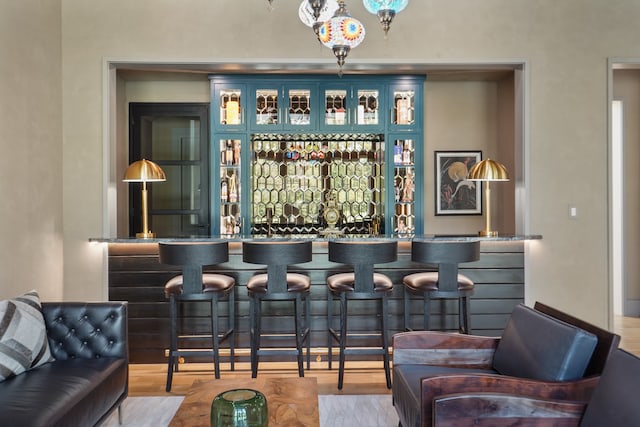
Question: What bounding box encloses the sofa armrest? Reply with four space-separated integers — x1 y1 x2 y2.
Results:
392 331 499 368
422 374 598 427
433 393 586 426
41 302 128 361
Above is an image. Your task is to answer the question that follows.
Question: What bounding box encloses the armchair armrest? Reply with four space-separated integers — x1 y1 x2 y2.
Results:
422 374 599 427
433 393 586 427
392 331 499 368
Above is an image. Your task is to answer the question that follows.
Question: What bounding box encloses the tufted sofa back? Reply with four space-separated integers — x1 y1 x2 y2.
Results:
41 302 128 361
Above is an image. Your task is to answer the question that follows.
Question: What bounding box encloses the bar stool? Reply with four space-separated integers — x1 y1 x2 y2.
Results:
243 240 312 378
402 239 480 334
158 241 235 391
326 239 397 390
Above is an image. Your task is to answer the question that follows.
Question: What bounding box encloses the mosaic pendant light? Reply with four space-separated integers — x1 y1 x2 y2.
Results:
363 0 409 36
318 0 366 74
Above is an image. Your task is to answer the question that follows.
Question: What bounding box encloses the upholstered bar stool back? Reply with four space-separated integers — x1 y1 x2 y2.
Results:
158 241 235 391
242 240 313 378
403 239 480 333
326 239 398 390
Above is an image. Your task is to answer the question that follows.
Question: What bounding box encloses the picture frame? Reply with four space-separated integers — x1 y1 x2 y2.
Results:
435 151 482 215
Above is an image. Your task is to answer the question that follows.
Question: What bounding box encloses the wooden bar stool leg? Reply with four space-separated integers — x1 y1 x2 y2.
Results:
381 295 391 389
403 287 411 332
229 289 235 371
249 296 258 378
423 293 431 331
338 294 348 390
327 292 334 370
211 295 220 379
166 295 178 392
295 295 304 377
305 295 311 370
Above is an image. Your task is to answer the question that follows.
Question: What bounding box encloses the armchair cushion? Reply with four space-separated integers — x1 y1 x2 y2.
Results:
581 349 640 427
492 304 597 381
393 365 496 427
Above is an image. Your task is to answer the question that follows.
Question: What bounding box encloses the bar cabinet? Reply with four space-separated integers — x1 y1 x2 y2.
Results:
209 75 425 238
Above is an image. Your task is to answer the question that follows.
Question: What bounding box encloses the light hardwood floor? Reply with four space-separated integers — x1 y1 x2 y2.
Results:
128 316 640 397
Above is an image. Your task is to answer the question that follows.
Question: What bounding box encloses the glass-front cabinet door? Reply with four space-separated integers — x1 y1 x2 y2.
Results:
283 84 316 131
389 79 423 132
249 82 317 131
389 134 422 236
213 134 245 237
212 82 246 131
251 85 281 129
319 82 384 132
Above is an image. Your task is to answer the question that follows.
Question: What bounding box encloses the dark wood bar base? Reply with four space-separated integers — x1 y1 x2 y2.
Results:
107 240 527 363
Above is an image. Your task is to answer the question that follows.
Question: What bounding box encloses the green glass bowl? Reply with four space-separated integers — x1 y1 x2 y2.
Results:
210 388 268 427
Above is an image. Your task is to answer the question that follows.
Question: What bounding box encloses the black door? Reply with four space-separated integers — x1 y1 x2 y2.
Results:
129 103 210 237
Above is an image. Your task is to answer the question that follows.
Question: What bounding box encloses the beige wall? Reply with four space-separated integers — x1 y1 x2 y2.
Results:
0 1 63 301
3 0 635 326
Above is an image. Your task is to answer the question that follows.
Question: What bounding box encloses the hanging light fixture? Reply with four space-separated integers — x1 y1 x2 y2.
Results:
318 0 366 74
363 0 409 36
299 0 340 37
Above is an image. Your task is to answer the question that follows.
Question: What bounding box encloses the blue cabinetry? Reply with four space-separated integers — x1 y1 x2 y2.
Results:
210 74 424 237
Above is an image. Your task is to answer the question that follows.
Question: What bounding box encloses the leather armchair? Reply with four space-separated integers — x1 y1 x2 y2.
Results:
431 348 640 426
392 302 620 427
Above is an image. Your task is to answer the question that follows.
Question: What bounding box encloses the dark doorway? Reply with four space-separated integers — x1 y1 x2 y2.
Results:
129 103 210 237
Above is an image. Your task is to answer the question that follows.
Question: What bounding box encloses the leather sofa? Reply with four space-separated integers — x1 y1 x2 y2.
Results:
392 302 620 427
0 302 128 427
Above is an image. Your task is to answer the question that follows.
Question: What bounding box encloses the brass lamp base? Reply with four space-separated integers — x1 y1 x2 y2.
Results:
135 231 156 239
479 230 498 237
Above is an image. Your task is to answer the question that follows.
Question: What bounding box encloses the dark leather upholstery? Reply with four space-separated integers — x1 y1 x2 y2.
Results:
327 272 393 292
493 304 597 381
581 349 640 427
246 272 311 293
0 302 128 427
164 273 235 297
403 271 474 291
392 303 601 427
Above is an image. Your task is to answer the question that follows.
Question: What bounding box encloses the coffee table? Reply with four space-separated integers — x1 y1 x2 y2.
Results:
169 376 320 427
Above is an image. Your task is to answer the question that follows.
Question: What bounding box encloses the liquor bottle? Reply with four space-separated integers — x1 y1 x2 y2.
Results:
225 140 233 166
402 141 412 164
233 140 241 165
228 172 238 203
221 177 228 203
394 144 402 164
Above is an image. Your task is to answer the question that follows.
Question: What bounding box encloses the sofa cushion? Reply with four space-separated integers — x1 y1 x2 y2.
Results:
0 357 127 427
581 349 640 427
393 364 497 427
0 291 54 381
492 304 597 381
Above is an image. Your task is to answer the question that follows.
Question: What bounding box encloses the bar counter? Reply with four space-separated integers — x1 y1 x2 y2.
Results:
96 235 540 363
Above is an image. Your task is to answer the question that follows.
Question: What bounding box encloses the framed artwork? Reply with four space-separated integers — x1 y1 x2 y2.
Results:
435 151 482 215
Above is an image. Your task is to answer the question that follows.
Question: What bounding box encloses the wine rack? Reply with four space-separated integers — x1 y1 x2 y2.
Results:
250 133 384 236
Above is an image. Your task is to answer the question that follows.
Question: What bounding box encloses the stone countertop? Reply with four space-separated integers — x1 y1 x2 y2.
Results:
90 234 542 243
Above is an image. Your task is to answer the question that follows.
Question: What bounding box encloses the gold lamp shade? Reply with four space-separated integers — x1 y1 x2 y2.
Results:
123 159 166 238
468 159 509 237
123 158 166 182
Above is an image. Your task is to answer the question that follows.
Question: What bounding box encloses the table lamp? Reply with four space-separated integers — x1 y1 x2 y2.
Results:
467 158 509 237
123 159 166 238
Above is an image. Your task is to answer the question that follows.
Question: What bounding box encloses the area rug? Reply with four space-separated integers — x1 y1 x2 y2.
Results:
101 394 398 427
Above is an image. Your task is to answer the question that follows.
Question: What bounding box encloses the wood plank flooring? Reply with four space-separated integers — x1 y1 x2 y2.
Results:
128 316 640 397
